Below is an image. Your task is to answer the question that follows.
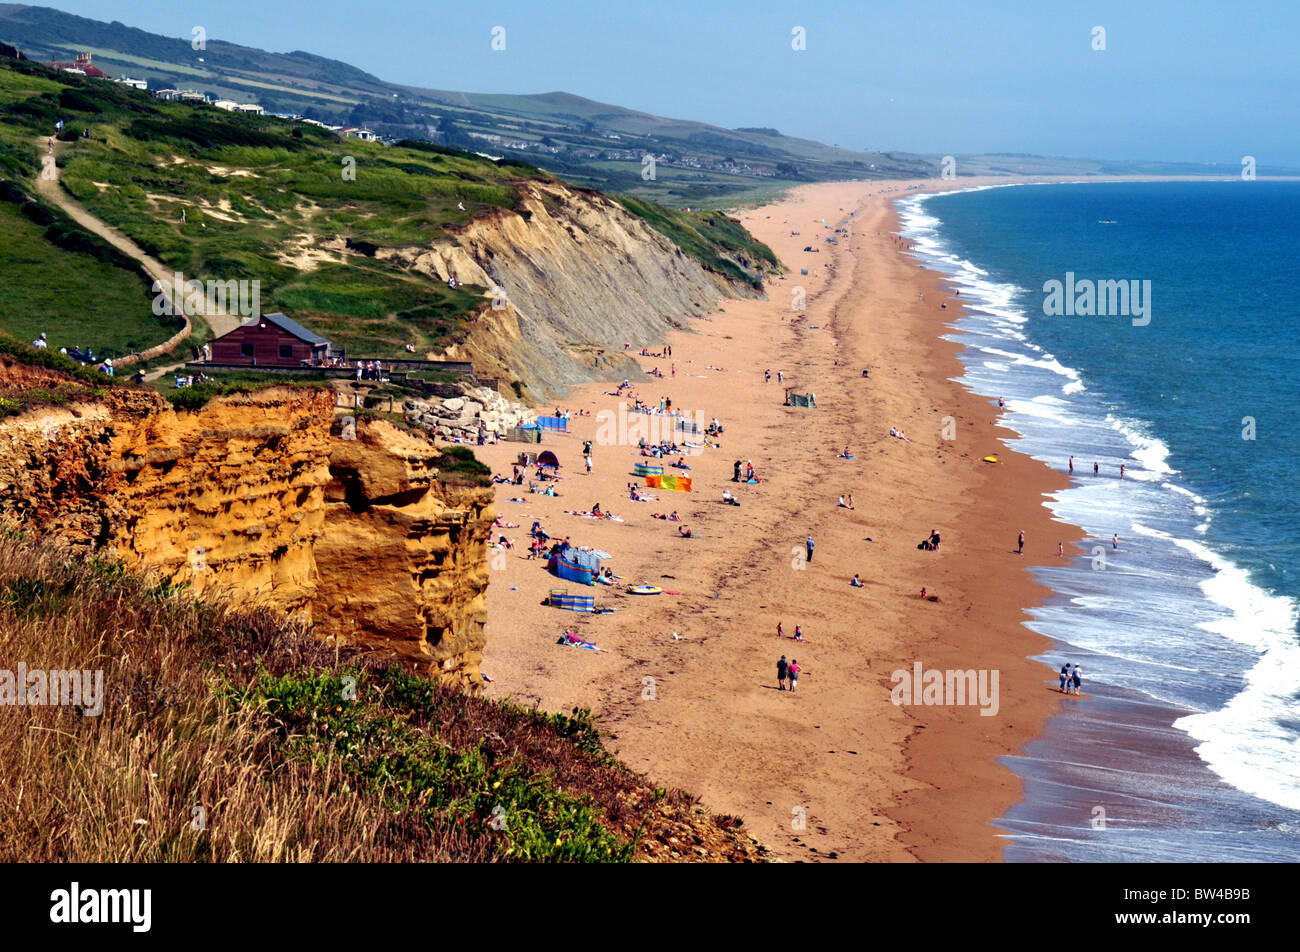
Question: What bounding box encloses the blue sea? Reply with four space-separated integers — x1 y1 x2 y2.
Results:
897 181 1300 862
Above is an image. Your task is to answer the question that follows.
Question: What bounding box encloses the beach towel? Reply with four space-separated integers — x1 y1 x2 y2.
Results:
558 632 605 651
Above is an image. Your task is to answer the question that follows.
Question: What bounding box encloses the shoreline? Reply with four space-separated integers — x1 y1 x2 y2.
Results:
476 176 1101 861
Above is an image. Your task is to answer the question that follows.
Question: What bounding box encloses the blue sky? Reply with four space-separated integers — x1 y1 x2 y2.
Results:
39 0 1300 165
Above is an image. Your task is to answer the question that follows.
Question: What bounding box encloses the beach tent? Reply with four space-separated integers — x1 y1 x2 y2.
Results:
538 450 560 468
549 589 595 613
633 462 664 477
784 388 816 408
548 547 600 585
537 415 568 432
505 426 541 443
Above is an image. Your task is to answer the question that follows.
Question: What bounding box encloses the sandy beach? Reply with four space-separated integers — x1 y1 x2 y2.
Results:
476 177 1089 862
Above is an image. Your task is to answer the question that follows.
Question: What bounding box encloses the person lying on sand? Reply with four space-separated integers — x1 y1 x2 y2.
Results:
678 526 693 538
722 489 740 506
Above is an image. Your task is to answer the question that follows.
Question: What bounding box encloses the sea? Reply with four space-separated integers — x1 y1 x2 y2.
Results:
896 180 1300 862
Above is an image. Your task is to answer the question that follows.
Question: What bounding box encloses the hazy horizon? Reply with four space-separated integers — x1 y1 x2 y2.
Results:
15 0 1300 166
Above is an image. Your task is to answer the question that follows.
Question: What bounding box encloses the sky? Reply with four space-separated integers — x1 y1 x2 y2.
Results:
36 0 1300 165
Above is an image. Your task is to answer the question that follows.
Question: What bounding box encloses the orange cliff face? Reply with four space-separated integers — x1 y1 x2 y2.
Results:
0 370 495 689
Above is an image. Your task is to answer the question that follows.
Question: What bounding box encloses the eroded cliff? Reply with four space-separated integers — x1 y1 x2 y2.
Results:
0 363 494 688
379 180 763 397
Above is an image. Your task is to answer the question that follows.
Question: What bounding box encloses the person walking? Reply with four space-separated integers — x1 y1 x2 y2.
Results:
777 655 788 691
777 370 784 383
1093 461 1099 476
806 535 815 564
1069 456 1074 474
1017 530 1025 554
788 659 800 693
764 369 771 384
1071 664 1082 696
1120 464 1126 480
1112 533 1119 550
1059 664 1071 693
777 621 783 639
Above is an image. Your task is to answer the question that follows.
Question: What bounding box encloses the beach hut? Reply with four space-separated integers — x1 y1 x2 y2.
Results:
549 589 595 613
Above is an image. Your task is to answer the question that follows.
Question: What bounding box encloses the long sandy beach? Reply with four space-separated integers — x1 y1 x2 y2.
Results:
477 178 1088 862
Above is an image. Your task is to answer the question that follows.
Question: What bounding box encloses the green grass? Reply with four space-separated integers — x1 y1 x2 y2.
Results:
0 193 182 358
616 196 779 285
227 668 633 861
157 369 332 411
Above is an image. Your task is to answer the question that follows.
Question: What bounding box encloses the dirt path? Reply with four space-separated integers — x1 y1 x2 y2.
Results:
33 138 239 342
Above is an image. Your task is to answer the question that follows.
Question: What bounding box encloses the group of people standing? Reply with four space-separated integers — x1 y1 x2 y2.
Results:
776 655 801 692
1059 663 1083 695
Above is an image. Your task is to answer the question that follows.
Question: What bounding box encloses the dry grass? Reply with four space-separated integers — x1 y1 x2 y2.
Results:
0 530 760 862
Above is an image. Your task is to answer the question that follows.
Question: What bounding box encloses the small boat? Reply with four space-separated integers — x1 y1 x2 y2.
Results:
1098 219 1117 224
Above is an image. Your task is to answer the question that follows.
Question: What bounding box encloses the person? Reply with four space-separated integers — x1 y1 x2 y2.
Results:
583 439 593 456
846 494 854 510
850 573 863 587
777 370 784 383
669 510 679 521
1017 530 1025 554
777 621 783 639
1069 456 1074 474
1120 464 1125 480
806 535 814 564
32 332 48 350
998 396 1005 408
764 369 771 383
788 659 800 693
838 495 846 508
1059 664 1070 693
722 489 739 506
1093 461 1099 476
793 625 804 642
678 525 692 538
920 587 927 600
1071 664 1082 696
733 460 742 482
1112 533 1119 550
929 529 941 551
592 502 603 518
777 655 788 691
1058 541 1064 558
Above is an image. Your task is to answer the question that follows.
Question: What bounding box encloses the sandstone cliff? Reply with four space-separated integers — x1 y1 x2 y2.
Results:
378 181 763 397
0 363 494 688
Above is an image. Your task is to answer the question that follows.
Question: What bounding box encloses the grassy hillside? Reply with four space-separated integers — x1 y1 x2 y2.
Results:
0 56 776 361
617 196 779 286
0 4 934 206
0 531 765 862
